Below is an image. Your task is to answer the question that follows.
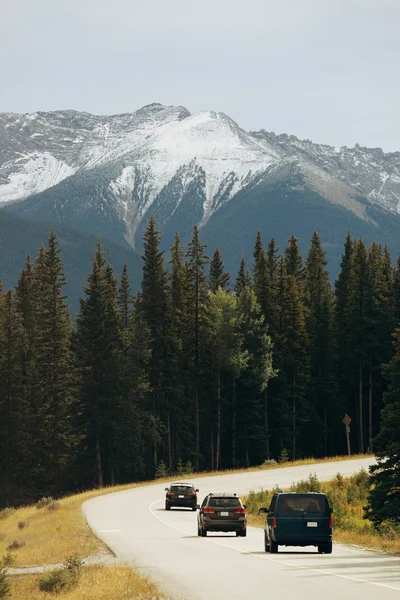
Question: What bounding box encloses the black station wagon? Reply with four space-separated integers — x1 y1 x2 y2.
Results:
259 492 333 554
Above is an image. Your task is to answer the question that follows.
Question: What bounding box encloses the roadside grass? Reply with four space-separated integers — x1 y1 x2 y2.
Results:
244 470 400 555
10 565 165 600
0 454 371 567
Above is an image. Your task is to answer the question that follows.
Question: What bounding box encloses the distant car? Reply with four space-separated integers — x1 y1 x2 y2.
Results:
259 492 333 554
165 482 199 510
197 493 247 537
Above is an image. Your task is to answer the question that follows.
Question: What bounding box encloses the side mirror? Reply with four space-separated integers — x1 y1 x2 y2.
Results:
165 488 169 492
330 509 334 514
243 504 247 509
196 504 200 509
258 507 268 514
195 489 199 492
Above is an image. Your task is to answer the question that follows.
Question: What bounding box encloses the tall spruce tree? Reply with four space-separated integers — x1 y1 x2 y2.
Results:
186 225 209 470
209 248 230 292
267 238 279 282
234 254 251 295
305 232 337 455
285 235 304 288
253 231 276 337
117 261 132 331
140 217 169 469
365 328 400 526
30 231 76 494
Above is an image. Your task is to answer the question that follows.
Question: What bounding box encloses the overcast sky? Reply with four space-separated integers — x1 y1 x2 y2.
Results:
1 0 399 151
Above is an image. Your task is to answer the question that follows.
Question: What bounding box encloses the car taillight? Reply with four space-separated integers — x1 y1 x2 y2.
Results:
167 492 174 498
273 517 277 528
329 517 332 528
235 508 246 514
203 507 214 514
189 493 196 497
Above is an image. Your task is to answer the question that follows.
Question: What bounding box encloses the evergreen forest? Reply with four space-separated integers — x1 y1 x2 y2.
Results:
0 219 399 520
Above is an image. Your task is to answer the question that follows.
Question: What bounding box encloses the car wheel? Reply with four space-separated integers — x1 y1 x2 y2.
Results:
236 531 241 537
241 529 247 538
318 542 332 554
270 541 278 553
264 534 270 552
192 506 197 511
202 528 207 537
165 503 170 510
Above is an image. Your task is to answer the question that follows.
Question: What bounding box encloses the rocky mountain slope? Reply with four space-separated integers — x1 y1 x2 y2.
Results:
2 102 400 289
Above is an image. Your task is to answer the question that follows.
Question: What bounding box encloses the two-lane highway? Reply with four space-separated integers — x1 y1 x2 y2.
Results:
84 457 400 600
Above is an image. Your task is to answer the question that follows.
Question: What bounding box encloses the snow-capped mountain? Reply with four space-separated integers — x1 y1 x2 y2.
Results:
2 103 400 252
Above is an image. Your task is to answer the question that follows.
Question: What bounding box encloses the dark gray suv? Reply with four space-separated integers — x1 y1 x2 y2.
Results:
197 493 247 537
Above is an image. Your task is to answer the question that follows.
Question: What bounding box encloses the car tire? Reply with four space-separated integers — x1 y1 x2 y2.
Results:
202 528 207 537
264 534 270 552
192 506 197 511
270 541 278 553
165 504 170 510
241 529 247 538
236 531 241 537
318 542 332 554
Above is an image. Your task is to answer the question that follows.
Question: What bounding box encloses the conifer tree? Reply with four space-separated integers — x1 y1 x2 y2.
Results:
117 261 132 331
234 254 251 295
284 235 304 287
305 232 336 455
365 329 400 526
31 231 77 494
0 290 29 507
209 248 230 292
186 225 209 470
140 217 169 469
253 231 277 337
267 238 280 282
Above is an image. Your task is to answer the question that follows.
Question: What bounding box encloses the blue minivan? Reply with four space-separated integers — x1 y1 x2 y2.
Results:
259 492 333 554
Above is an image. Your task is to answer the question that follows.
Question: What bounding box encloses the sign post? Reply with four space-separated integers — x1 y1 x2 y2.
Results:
342 414 352 456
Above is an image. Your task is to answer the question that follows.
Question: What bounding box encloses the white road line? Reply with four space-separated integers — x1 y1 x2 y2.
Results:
148 499 400 592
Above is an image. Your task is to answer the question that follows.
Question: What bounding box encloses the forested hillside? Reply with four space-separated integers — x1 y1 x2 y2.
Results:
0 220 398 508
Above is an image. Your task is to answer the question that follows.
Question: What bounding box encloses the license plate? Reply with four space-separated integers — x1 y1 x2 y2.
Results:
220 511 229 516
307 522 318 527
179 495 184 498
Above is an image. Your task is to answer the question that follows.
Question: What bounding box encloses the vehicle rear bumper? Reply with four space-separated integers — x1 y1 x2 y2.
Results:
204 520 246 532
166 499 196 507
274 533 332 545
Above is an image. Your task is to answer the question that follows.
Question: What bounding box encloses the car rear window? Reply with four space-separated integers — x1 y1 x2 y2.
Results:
277 495 327 514
170 485 193 493
208 497 241 508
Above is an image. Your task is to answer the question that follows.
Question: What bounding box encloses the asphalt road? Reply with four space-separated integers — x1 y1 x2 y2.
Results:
83 457 400 600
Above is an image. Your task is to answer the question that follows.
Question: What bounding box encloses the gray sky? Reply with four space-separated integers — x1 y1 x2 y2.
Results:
1 0 399 151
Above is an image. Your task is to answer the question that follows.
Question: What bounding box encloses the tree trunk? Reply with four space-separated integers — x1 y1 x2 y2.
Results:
194 384 200 471
95 425 104 487
210 427 215 471
167 411 173 471
245 421 249 468
292 369 296 460
232 378 237 468
216 368 221 470
264 388 270 460
359 360 364 454
368 366 373 453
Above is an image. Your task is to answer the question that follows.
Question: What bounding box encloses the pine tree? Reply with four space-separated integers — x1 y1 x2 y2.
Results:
31 230 77 494
140 217 170 470
234 254 251 295
209 248 230 292
304 232 336 455
253 231 276 336
365 329 400 526
284 235 304 287
236 288 275 466
75 243 121 487
117 261 132 331
0 290 29 507
267 238 280 282
186 225 209 470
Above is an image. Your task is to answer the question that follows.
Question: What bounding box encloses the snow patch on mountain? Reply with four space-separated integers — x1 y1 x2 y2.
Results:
0 152 76 204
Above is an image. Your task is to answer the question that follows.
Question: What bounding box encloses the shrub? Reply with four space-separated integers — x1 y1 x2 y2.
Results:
176 459 184 476
17 521 27 530
262 459 277 467
155 461 168 479
36 497 54 509
278 448 289 463
47 501 61 511
290 473 320 493
0 509 15 521
39 568 77 593
1 555 14 569
6 540 25 551
183 461 193 475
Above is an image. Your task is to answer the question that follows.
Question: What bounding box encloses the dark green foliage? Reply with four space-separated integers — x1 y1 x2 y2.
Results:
209 248 230 292
0 557 10 599
234 254 251 295
365 330 400 526
117 261 132 331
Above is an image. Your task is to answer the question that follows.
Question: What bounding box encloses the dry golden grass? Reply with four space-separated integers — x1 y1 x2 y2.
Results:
10 565 165 600
0 453 370 567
